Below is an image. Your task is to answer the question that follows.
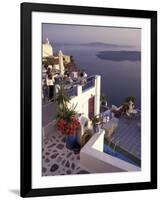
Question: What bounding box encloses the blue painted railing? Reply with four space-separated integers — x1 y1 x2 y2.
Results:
65 86 78 97
64 76 96 98
82 76 95 92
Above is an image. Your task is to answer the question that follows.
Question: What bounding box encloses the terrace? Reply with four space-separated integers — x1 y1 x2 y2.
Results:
42 75 99 175
42 75 98 126
42 71 141 175
80 112 141 173
42 110 141 176
42 122 90 176
64 75 96 98
105 112 141 166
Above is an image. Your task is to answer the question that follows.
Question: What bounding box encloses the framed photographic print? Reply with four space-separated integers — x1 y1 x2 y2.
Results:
20 2 157 197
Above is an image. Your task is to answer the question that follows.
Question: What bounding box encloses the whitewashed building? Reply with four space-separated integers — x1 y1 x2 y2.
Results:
42 38 71 75
66 75 101 146
42 38 53 58
67 75 101 120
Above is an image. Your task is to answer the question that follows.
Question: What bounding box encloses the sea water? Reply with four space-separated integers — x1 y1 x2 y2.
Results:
55 45 141 107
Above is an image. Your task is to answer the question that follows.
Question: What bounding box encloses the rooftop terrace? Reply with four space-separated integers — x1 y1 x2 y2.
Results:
105 113 141 165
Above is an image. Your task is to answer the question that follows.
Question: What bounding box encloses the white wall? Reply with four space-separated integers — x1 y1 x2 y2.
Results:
80 130 140 173
70 86 95 117
0 0 160 200
42 43 53 57
69 76 100 118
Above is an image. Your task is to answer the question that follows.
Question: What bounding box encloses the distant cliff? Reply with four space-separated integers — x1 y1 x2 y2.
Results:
96 51 141 61
54 42 134 49
81 42 134 48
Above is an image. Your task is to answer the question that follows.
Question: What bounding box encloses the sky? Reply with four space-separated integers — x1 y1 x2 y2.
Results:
42 23 141 50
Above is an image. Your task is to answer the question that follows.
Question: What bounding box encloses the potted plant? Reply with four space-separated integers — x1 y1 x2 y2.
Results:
55 81 70 110
100 93 108 107
100 93 108 112
56 83 80 149
91 115 102 133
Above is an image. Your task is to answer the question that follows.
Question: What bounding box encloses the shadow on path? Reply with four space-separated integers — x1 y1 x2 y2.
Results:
42 102 57 127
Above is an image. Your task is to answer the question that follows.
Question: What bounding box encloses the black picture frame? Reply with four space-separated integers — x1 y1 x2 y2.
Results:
20 2 157 197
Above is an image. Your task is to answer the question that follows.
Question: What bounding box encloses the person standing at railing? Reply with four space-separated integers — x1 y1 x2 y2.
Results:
63 73 73 90
42 80 48 104
46 72 55 101
54 82 60 100
70 71 78 81
53 73 61 101
78 72 87 85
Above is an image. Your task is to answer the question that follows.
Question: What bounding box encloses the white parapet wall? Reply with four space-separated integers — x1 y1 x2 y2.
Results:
94 75 101 116
69 75 101 119
80 129 141 173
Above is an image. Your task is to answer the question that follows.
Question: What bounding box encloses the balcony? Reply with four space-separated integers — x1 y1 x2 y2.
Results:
65 75 96 98
82 76 95 92
65 86 78 97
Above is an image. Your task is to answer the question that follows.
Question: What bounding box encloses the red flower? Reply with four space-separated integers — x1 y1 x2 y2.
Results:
57 117 80 135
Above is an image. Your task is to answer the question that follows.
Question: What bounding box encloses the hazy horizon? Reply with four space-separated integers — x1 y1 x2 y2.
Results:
42 23 141 51
42 23 141 107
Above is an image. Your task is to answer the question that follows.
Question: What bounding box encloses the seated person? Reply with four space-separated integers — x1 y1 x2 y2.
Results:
112 103 128 118
125 100 137 117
